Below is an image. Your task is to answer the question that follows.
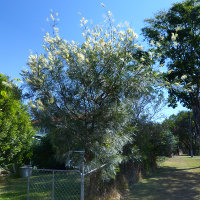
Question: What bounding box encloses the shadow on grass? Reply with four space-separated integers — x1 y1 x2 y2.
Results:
126 166 200 200
0 176 27 200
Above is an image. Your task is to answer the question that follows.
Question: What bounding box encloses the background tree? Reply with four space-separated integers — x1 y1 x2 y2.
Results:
0 74 35 168
31 135 64 169
134 121 177 170
142 0 200 138
163 111 199 156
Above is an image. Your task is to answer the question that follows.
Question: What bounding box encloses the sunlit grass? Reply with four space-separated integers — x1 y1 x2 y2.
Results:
126 156 200 200
0 171 81 200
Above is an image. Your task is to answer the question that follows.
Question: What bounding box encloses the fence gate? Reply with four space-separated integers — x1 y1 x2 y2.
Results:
27 169 82 200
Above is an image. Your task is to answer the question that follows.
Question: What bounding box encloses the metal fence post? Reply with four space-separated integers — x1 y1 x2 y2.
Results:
81 162 84 200
52 170 55 200
27 168 30 200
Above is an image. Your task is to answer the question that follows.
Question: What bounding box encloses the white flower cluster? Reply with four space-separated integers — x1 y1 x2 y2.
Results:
171 32 178 46
24 12 154 100
181 75 187 80
2 81 12 88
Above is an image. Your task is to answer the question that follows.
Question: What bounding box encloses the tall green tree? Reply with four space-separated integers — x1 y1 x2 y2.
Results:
133 121 177 169
163 111 199 156
0 74 35 167
21 12 157 179
142 0 200 136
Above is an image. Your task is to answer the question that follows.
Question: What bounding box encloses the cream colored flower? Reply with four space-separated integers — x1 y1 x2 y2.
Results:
77 53 85 62
140 57 145 62
80 17 85 22
84 20 88 25
168 69 173 74
150 40 155 46
138 46 143 50
120 58 125 62
171 32 178 41
119 31 125 36
49 97 54 104
160 35 164 40
174 82 180 86
50 14 54 21
31 104 36 108
156 42 161 48
127 28 132 34
181 75 187 80
131 31 138 39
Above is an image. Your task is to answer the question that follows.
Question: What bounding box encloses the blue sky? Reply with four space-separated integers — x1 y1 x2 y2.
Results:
0 0 187 119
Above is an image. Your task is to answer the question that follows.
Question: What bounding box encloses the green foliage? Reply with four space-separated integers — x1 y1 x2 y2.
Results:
142 0 200 135
125 120 177 173
31 136 64 169
0 74 35 167
163 111 200 155
21 12 157 179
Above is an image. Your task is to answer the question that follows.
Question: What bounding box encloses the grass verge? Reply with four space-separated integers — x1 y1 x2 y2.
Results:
125 156 200 200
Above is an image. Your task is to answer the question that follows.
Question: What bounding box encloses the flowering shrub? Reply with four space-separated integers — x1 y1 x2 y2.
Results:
22 11 157 179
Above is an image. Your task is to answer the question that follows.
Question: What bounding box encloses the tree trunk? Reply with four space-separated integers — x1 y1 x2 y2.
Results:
87 170 103 199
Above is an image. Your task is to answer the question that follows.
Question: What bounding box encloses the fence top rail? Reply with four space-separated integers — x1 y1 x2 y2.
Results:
84 164 106 176
32 168 81 173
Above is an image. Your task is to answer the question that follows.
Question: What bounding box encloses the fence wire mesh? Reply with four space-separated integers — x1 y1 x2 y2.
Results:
28 169 81 200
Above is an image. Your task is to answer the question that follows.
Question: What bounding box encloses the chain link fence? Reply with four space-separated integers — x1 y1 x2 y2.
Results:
26 151 107 200
27 169 82 200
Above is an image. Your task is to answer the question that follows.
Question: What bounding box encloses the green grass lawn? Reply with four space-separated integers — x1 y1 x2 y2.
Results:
1 157 200 200
125 156 200 200
0 175 27 200
0 170 81 200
